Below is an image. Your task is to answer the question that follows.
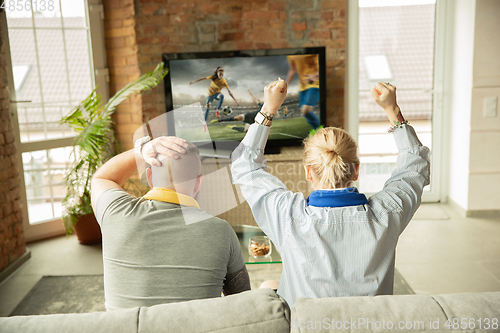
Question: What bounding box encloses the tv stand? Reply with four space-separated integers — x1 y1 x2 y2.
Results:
201 145 307 227
264 146 281 155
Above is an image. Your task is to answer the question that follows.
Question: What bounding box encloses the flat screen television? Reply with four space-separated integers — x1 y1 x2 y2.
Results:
162 47 326 158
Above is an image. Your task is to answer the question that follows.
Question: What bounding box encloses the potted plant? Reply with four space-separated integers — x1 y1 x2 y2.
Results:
60 63 168 244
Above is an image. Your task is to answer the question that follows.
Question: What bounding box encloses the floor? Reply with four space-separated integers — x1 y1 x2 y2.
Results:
1 203 499 317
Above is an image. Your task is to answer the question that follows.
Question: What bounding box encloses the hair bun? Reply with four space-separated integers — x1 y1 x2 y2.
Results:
327 149 337 156
304 127 360 189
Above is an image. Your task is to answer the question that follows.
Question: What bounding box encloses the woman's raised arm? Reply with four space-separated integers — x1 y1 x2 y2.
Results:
369 82 430 233
189 77 207 85
371 82 406 126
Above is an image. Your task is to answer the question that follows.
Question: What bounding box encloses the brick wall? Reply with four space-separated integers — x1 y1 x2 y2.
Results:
0 22 26 272
100 0 346 225
102 0 346 139
103 0 143 150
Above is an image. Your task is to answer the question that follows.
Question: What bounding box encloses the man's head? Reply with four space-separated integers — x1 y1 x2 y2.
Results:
146 142 203 198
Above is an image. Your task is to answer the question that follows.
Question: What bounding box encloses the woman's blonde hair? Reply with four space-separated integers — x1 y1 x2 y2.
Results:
303 127 360 189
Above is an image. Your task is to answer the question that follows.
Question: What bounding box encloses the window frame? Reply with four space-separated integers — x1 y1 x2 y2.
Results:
347 0 448 202
3 0 108 241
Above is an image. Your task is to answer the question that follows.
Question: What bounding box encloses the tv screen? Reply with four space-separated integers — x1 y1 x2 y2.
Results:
162 47 326 157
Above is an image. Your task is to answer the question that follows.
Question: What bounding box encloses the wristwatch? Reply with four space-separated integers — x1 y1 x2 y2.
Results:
134 136 151 160
254 111 273 127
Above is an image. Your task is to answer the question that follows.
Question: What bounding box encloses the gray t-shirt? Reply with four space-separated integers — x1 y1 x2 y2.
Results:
95 188 245 311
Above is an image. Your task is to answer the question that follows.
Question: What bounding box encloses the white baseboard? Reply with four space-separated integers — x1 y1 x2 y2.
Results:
0 249 31 285
447 197 500 218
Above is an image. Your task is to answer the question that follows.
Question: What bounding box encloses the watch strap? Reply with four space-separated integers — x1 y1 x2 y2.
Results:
134 136 151 160
254 111 273 126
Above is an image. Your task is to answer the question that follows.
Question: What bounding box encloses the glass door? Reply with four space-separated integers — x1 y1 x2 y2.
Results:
5 0 107 241
350 0 444 202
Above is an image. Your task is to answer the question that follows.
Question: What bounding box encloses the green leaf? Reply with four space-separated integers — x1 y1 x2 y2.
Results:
60 62 167 235
103 62 168 117
308 125 324 137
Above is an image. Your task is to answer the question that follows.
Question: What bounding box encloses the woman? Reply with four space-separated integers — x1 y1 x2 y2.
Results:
190 67 239 127
231 79 430 307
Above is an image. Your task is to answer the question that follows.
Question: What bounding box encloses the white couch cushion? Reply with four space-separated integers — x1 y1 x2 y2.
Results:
138 288 290 333
291 292 500 332
0 307 139 333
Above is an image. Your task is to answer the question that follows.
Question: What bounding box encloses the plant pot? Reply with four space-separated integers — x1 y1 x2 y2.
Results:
74 213 102 245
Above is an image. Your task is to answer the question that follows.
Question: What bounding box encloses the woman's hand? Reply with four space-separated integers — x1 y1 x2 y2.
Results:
261 78 287 117
142 136 189 166
371 82 404 125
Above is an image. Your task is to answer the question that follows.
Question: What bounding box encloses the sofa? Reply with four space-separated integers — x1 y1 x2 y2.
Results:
0 288 498 333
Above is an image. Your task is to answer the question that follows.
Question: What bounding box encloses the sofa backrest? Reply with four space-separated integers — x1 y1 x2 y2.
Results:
0 307 139 333
3 290 498 333
291 292 500 333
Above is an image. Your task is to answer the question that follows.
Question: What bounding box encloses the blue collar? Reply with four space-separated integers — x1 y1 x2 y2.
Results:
307 187 369 208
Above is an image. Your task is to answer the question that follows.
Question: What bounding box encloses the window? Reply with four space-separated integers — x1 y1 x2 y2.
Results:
362 55 393 82
356 0 439 199
12 64 31 91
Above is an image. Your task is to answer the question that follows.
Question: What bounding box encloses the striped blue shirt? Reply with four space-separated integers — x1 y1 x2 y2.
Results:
231 123 430 307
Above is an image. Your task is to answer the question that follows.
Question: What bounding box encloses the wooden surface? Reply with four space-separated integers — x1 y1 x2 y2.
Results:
199 147 309 227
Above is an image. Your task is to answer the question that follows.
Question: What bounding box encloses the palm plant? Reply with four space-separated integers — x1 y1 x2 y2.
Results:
60 62 168 236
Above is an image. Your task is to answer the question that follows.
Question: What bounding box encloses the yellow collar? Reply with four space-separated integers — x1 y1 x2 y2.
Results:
143 188 200 209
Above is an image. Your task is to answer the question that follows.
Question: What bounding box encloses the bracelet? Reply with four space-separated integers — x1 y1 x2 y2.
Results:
387 120 409 133
134 136 152 159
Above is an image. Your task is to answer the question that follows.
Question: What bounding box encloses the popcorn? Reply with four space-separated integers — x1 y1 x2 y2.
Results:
249 241 271 256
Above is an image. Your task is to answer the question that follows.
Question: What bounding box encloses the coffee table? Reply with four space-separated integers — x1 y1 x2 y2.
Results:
231 225 282 265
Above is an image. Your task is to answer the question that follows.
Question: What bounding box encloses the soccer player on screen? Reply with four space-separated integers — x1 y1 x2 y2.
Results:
286 55 321 129
210 89 263 133
190 66 239 126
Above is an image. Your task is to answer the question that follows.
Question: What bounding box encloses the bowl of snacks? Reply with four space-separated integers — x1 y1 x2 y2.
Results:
248 236 272 258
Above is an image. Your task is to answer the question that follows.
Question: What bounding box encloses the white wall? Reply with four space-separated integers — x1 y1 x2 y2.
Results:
447 0 475 211
468 0 500 212
447 0 500 215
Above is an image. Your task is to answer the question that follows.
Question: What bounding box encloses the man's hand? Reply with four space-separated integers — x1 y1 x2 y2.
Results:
261 78 287 116
371 82 403 125
142 136 189 167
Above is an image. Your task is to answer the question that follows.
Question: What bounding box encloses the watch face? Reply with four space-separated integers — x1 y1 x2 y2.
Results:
255 112 265 123
254 112 273 126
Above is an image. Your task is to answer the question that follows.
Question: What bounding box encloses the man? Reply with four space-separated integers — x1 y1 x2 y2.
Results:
282 106 288 121
91 136 250 310
286 55 321 129
210 89 262 133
